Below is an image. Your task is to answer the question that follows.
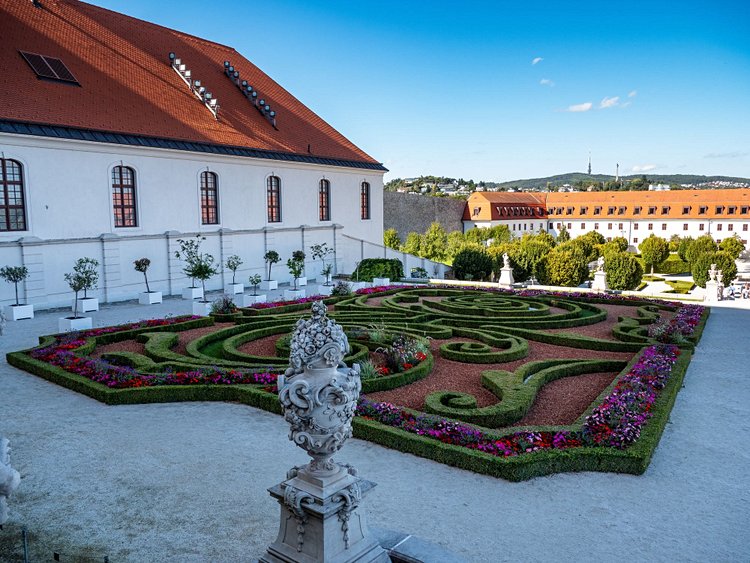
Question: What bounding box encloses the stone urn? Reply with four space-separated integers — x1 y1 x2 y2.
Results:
263 301 387 563
0 437 21 525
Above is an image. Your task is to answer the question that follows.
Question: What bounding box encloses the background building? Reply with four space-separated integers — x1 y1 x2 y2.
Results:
0 0 387 308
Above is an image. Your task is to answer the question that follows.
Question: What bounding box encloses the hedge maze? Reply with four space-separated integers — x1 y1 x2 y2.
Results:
7 287 709 481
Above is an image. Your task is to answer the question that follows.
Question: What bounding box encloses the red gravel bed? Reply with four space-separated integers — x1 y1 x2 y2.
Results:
236 334 282 357
173 323 234 355
91 340 146 358
544 304 674 340
516 371 617 426
366 337 633 422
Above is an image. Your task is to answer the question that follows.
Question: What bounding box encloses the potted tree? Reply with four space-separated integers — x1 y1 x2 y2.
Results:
224 254 244 294
284 253 305 300
310 243 334 284
72 257 100 312
0 265 33 320
349 261 368 291
187 252 218 315
261 250 280 291
175 236 206 299
60 268 92 332
317 264 335 296
292 250 307 286
134 258 162 304
242 273 266 306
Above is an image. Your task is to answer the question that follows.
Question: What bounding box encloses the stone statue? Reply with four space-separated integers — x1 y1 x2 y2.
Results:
597 256 605 272
503 253 511 269
0 437 21 525
265 301 387 562
708 263 717 282
278 300 361 476
716 269 723 284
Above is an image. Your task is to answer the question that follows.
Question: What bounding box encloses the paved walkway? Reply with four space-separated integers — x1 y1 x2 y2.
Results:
0 294 748 562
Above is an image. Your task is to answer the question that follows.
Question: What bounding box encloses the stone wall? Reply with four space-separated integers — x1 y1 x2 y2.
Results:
383 192 466 241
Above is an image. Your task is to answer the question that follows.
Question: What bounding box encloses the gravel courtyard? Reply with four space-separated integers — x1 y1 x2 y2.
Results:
0 297 748 562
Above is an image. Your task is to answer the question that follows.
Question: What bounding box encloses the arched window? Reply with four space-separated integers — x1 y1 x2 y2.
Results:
267 176 281 223
319 179 331 221
200 171 219 225
112 165 137 227
0 159 27 231
360 181 370 220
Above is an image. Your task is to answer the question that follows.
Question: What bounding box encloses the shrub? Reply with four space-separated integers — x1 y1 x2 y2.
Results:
692 251 738 288
356 258 404 281
211 295 238 315
604 252 643 291
685 235 717 266
719 235 745 259
537 248 588 287
556 224 570 242
654 254 689 275
331 281 353 296
383 228 401 250
677 236 694 263
410 267 429 279
639 235 670 275
452 248 493 281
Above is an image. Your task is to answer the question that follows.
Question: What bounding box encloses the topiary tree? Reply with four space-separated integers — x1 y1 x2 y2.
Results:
692 251 737 288
684 235 717 266
0 265 29 306
719 234 745 260
668 234 682 252
485 224 513 245
604 251 644 290
248 274 262 296
516 236 553 281
175 235 207 287
556 224 570 243
579 230 606 247
383 228 401 250
225 255 243 284
184 253 217 299
537 248 588 287
488 243 527 281
452 248 493 281
287 253 305 290
609 236 629 252
73 257 99 298
400 232 424 256
421 222 448 262
677 236 694 263
263 250 281 281
639 235 670 275
133 258 152 292
63 269 87 319
310 243 335 285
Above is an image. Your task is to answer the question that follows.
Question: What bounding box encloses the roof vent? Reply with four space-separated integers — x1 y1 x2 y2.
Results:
223 60 277 129
169 52 218 119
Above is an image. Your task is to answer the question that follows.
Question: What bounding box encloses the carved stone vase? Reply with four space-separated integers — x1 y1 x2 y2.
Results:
262 301 387 563
0 437 21 525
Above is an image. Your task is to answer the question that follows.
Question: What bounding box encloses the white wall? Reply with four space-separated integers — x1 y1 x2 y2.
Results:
0 133 385 308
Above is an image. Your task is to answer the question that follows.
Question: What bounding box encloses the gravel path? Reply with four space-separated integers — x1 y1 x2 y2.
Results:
0 296 748 562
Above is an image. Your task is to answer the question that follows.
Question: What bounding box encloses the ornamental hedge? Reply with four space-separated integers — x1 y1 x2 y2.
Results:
6 286 709 481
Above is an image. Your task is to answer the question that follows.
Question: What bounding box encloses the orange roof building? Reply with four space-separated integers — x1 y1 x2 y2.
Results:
464 190 750 248
0 0 386 309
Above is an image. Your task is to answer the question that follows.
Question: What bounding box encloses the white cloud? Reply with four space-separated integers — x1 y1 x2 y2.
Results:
565 102 592 112
532 57 543 65
599 96 620 109
628 90 637 97
632 164 657 172
704 151 748 159
540 78 554 86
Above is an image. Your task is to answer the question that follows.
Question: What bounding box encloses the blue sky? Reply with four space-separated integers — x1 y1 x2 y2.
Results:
91 0 750 182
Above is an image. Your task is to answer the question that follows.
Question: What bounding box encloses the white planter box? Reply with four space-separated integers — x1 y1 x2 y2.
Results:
182 287 204 300
225 283 244 295
284 289 306 300
139 291 162 305
372 277 390 286
349 282 369 291
317 285 334 296
297 276 307 287
59 316 92 332
74 297 99 313
260 280 278 291
241 294 267 306
192 300 212 316
4 304 34 320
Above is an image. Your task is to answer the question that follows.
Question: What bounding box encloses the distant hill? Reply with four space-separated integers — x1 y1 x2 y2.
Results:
492 172 750 190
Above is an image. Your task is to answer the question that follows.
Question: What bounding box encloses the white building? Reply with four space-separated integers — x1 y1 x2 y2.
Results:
0 0 388 309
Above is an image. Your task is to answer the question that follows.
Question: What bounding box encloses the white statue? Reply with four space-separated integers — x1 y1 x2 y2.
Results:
708 263 717 282
0 437 21 525
597 256 605 272
716 269 723 284
503 253 511 269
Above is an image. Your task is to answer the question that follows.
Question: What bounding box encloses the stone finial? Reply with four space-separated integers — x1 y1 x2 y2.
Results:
0 437 21 525
278 301 361 476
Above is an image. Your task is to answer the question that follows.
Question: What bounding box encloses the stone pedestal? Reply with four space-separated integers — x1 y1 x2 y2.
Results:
498 266 514 288
262 466 387 563
591 270 608 291
704 280 720 303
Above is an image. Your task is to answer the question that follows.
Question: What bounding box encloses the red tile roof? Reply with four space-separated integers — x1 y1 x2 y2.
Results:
0 0 380 167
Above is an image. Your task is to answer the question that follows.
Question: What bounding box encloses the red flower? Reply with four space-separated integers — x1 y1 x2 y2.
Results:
415 352 427 361
402 363 413 370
